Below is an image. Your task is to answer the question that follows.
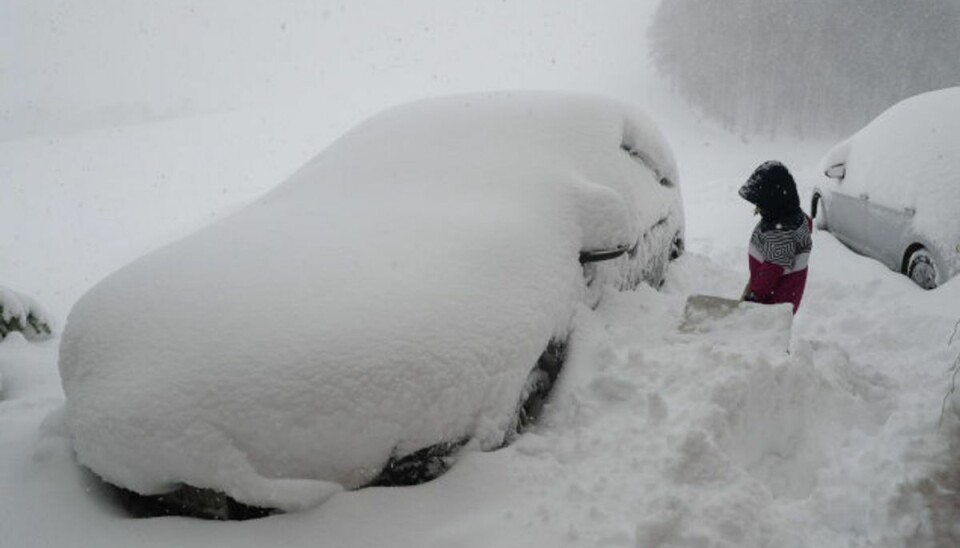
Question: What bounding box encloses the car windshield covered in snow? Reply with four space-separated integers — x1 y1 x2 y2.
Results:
58 92 684 518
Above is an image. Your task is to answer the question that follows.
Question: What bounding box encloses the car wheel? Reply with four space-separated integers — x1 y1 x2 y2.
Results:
906 248 938 290
510 338 566 438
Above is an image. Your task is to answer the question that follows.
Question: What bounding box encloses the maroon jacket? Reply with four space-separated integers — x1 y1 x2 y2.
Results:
746 213 812 313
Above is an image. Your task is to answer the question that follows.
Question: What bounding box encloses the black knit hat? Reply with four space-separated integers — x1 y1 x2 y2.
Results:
739 161 800 217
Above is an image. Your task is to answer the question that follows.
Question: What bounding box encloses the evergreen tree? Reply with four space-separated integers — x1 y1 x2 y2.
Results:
648 0 960 137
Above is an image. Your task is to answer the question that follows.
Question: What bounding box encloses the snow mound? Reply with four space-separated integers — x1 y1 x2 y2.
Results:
58 91 682 511
514 260 898 547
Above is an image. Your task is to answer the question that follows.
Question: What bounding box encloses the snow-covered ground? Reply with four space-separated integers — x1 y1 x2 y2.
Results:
3 2 960 547
4 106 959 547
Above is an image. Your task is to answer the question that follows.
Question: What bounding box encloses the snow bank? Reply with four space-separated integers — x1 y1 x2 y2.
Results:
495 260 900 547
58 92 681 510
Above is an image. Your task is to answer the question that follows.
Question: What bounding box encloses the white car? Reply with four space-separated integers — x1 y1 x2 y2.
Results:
59 92 684 518
812 87 960 289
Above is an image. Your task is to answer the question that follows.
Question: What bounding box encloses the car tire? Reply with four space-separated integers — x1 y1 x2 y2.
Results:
906 247 938 290
509 339 566 439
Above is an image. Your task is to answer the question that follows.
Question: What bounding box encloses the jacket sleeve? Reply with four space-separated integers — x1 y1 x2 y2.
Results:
749 261 785 301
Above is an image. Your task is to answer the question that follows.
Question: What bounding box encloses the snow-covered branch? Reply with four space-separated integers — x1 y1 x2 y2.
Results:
0 286 53 343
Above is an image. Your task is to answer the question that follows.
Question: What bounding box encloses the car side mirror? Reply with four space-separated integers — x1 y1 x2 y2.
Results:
824 163 846 180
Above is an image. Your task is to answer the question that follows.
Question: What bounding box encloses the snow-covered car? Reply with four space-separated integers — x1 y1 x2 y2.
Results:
812 87 960 289
59 92 684 518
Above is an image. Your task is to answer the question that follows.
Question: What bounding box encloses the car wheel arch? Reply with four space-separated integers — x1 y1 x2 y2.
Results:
903 244 939 289
902 243 927 274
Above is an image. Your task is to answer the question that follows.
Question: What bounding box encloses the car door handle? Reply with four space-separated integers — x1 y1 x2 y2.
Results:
904 206 916 216
858 193 869 201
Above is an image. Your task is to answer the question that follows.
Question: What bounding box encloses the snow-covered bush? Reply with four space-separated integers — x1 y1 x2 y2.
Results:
0 286 53 343
648 0 960 137
59 92 684 516
0 286 53 397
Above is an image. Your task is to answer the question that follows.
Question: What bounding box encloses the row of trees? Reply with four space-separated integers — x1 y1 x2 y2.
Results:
648 0 960 137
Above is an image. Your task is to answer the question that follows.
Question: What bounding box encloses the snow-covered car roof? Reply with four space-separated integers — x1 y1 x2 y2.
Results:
820 87 960 244
59 91 681 512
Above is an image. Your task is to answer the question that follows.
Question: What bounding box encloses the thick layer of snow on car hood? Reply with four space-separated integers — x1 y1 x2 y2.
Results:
58 92 680 510
821 87 960 248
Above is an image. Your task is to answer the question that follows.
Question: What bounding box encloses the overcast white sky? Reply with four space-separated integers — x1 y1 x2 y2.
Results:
2 0 659 138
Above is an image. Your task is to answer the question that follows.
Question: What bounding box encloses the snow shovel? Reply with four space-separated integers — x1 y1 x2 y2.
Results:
679 293 793 352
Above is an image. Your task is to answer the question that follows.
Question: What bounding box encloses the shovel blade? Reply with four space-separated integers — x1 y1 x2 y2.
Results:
680 295 743 329
680 294 793 352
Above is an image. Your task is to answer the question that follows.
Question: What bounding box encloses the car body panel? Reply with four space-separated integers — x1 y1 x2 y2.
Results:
821 188 869 254
862 199 913 272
